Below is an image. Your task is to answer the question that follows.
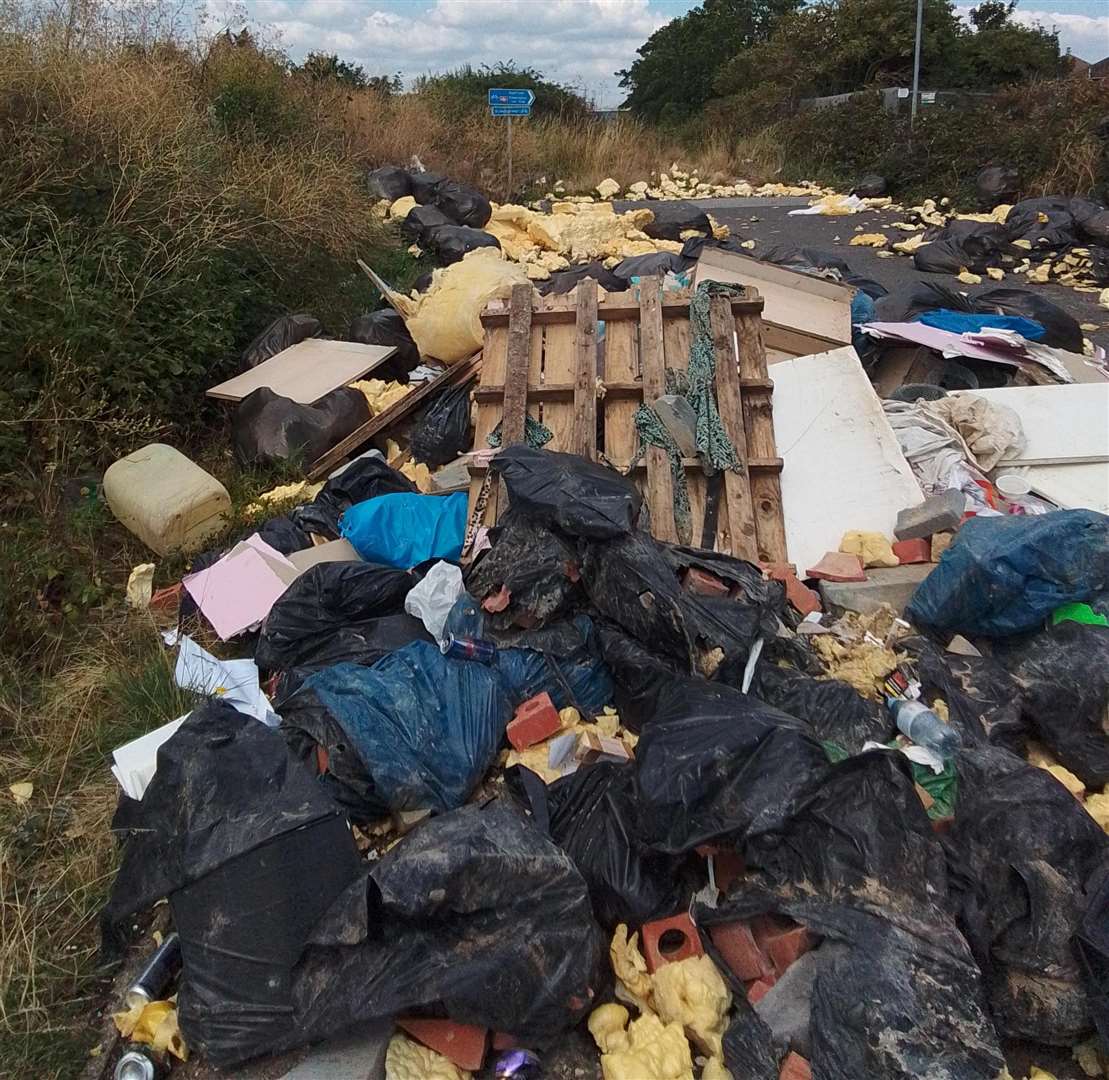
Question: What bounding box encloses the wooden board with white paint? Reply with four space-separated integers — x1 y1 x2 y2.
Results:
770 346 923 574
951 384 1109 465
1025 462 1109 513
695 247 855 347
206 339 396 405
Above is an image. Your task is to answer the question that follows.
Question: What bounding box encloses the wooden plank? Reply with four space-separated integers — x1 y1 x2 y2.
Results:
207 339 396 404
663 304 705 540
735 310 788 563
307 353 480 480
638 276 678 543
770 346 922 573
573 278 599 458
473 377 772 402
763 323 844 364
708 294 759 561
468 319 510 524
602 306 640 469
501 284 533 448
540 302 580 453
480 293 763 327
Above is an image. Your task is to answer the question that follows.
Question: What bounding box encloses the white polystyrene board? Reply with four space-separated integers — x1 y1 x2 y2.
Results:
950 384 1108 466
770 346 923 573
1025 462 1109 513
206 339 395 404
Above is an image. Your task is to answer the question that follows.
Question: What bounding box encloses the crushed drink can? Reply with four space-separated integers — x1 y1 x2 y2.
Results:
127 933 181 1004
443 634 497 664
114 1049 165 1080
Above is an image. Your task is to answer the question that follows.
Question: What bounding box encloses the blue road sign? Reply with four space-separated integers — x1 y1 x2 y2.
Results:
491 104 531 116
488 88 535 107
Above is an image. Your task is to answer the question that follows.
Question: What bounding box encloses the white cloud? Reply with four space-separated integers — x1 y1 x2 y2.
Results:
235 0 669 105
1010 9 1109 61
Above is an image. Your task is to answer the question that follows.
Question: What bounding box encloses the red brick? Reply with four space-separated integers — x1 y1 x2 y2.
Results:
713 849 746 892
641 913 704 973
396 1018 488 1072
710 921 772 982
780 1051 812 1080
148 582 182 612
753 915 814 974
746 975 776 1005
761 562 794 582
805 552 866 582
506 692 561 751
784 573 822 616
893 538 931 565
682 566 732 598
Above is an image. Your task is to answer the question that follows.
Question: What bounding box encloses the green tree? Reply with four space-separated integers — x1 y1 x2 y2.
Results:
617 0 800 125
961 2 1062 86
415 61 590 120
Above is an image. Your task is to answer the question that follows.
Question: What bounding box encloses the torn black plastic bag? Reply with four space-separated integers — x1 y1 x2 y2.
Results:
366 164 412 201
949 746 1109 1044
232 386 369 467
641 200 711 241
280 643 512 817
424 224 500 265
580 530 780 680
973 286 1085 352
289 800 605 1046
611 251 692 281
899 635 1026 753
537 261 627 296
465 511 582 629
241 313 321 368
874 280 979 321
906 510 1109 638
633 676 830 853
431 179 492 229
996 621 1109 787
750 664 892 754
505 762 686 929
913 222 1012 275
1004 196 1078 249
290 453 416 539
409 377 475 467
100 701 364 1066
349 308 420 375
595 622 685 732
1076 850 1109 1053
255 561 416 672
494 445 642 539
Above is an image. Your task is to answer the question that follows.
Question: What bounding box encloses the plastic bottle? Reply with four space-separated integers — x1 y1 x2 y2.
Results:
888 698 962 759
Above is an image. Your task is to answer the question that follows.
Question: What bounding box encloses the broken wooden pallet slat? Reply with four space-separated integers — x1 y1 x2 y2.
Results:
638 276 679 544
572 279 599 459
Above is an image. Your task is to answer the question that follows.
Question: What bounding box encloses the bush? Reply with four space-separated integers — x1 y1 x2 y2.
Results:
414 61 591 122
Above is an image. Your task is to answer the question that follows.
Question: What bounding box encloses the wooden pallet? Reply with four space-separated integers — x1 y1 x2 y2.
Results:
468 277 789 564
307 352 481 481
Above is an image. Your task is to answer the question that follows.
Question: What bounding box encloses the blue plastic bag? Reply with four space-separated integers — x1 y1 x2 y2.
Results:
906 510 1109 637
295 642 512 814
340 491 467 568
915 309 1045 341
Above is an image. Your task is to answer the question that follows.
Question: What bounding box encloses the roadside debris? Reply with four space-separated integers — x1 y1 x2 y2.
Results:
90 166 1109 1080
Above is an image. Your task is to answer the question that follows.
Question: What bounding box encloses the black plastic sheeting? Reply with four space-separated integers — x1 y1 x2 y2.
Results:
997 622 1109 787
595 621 685 732
495 445 643 540
1004 197 1078 250
1071 197 1109 245
641 200 711 241
906 510 1109 638
611 251 692 281
465 511 582 630
914 222 1013 275
409 377 475 467
634 677 831 854
973 286 1084 353
875 281 979 322
1076 850 1109 1054
240 313 321 369
255 561 416 672
536 261 627 296
506 762 686 929
948 746 1109 1044
366 165 412 201
232 386 369 467
580 530 781 681
281 643 512 817
290 454 416 539
424 224 499 264
714 751 1007 1080
349 308 420 375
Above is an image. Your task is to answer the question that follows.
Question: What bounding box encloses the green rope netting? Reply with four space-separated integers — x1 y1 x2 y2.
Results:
487 414 553 449
629 280 745 543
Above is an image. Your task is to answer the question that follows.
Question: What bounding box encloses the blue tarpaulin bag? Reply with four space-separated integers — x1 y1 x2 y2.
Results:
341 491 467 568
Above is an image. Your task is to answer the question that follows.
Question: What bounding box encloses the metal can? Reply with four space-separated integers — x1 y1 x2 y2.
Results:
127 933 181 1004
443 634 497 664
114 1049 165 1080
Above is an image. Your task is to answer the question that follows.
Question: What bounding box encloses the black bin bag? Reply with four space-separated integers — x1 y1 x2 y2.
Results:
506 761 686 929
100 701 365 1067
949 746 1109 1044
290 453 416 539
410 377 475 467
634 676 831 853
240 313 321 368
366 165 412 201
349 308 420 374
232 386 369 467
595 621 685 732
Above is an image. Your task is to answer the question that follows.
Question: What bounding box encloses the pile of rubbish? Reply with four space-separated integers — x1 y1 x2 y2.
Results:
86 163 1109 1080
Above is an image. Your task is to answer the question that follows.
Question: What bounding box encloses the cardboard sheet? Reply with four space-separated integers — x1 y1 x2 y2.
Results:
206 339 395 405
770 346 923 573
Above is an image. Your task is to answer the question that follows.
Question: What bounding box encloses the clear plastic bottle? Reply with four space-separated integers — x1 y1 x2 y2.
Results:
888 698 962 759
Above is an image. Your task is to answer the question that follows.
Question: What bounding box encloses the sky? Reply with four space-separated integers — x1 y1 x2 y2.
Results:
213 0 1109 107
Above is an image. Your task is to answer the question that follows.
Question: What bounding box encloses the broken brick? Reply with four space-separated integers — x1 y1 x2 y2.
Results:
779 1051 812 1080
506 692 561 751
746 975 777 1005
752 915 814 974
805 552 866 582
682 566 732 598
784 573 822 616
396 1018 488 1072
713 849 746 892
482 585 511 613
892 538 931 565
148 582 183 612
641 913 704 973
709 921 772 982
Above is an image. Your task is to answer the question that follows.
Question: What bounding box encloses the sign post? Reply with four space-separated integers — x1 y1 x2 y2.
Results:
488 88 534 198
